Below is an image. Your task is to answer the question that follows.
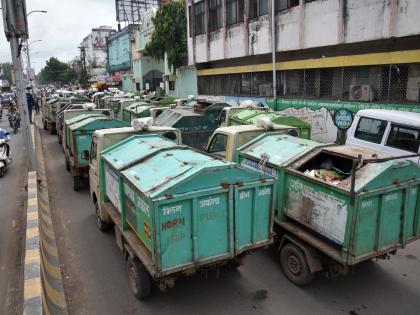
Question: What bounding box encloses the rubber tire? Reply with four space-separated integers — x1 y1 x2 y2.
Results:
65 160 71 172
280 243 314 286
73 176 83 191
95 202 111 232
0 168 5 178
126 256 151 300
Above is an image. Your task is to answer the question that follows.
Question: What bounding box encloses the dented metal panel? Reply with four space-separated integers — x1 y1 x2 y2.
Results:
100 135 274 277
238 133 420 265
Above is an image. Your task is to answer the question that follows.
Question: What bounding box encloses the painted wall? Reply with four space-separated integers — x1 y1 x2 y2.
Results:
187 0 420 66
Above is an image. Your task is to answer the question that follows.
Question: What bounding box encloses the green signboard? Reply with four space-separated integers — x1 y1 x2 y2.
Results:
268 99 420 113
334 108 353 130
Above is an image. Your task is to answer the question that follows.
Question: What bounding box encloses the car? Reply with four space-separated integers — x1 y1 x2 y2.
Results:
345 109 420 163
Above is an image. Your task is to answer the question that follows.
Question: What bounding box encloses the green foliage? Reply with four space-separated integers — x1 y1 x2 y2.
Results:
37 57 77 85
145 1 187 72
0 62 13 84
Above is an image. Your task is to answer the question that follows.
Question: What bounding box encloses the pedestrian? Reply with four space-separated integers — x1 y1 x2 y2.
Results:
26 87 34 124
34 95 40 115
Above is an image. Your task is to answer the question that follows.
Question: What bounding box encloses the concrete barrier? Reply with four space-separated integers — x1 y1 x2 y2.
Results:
23 122 67 314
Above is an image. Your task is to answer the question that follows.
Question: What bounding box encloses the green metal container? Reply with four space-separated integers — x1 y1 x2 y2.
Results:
238 133 420 265
100 135 274 275
68 117 129 167
109 99 138 120
229 108 311 139
154 109 218 149
122 103 151 122
64 112 108 152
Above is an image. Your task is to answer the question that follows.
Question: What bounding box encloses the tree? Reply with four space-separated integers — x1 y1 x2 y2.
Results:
0 62 13 84
37 57 77 85
144 0 187 72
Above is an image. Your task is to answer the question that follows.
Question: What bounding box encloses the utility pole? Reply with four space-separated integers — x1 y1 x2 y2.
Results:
1 0 36 170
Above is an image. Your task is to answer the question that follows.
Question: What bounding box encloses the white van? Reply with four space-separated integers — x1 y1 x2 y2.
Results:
346 109 420 163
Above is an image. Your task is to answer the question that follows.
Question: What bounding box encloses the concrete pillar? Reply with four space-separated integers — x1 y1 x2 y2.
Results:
298 0 305 49
389 0 398 37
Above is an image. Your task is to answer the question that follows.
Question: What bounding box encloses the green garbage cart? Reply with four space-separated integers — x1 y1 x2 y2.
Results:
66 116 129 190
229 108 311 139
153 108 218 149
238 133 420 285
99 134 275 298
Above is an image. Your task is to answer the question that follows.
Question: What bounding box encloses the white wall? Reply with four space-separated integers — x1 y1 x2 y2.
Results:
187 0 420 66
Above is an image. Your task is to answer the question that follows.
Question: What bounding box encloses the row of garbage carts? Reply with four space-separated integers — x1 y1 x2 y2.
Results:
42 100 420 299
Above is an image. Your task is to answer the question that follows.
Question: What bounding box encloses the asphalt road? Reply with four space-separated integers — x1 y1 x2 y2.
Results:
40 128 420 315
0 110 26 315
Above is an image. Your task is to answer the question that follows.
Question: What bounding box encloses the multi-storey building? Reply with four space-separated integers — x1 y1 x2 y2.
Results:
186 0 420 141
81 26 116 71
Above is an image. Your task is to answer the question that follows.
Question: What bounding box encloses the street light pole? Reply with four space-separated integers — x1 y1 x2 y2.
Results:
24 40 42 91
2 0 36 170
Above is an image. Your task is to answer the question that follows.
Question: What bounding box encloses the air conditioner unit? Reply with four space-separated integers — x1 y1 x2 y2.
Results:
349 84 373 101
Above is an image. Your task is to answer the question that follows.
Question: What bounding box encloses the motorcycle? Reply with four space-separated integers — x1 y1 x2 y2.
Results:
8 110 20 134
0 130 11 178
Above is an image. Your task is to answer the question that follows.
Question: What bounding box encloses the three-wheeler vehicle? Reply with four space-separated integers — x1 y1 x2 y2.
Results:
65 116 129 190
99 134 275 298
222 108 312 140
88 125 182 231
238 133 420 286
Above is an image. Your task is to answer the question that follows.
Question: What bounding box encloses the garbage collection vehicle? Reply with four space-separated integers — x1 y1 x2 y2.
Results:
153 108 218 149
219 107 311 139
65 116 129 190
108 99 138 120
203 124 300 161
56 104 86 144
99 134 275 298
88 125 182 230
237 133 420 286
62 109 111 152
122 102 152 122
43 96 91 134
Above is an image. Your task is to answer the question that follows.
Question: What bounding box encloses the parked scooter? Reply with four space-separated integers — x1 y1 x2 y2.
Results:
8 107 20 134
0 129 11 177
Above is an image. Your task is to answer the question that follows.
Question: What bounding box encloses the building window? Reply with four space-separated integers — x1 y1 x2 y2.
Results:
276 0 299 12
227 0 244 26
169 81 175 91
194 1 206 36
209 0 222 32
188 6 193 37
249 0 269 19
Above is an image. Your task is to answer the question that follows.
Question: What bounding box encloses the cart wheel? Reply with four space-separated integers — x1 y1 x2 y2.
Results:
227 258 242 270
73 176 83 191
126 256 151 300
95 202 111 232
65 160 71 171
280 243 314 286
